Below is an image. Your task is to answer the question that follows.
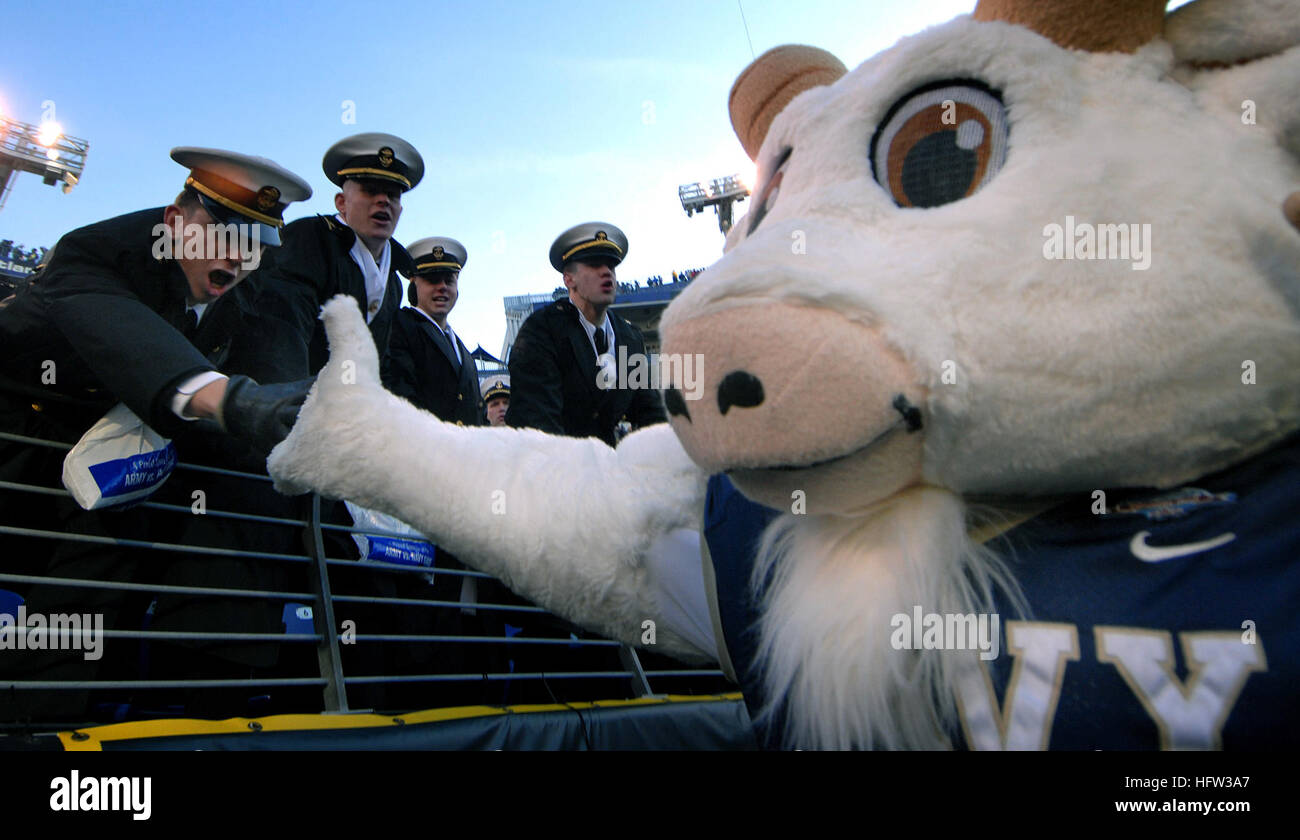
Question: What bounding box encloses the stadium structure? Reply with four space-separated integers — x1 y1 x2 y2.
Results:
0 113 86 296
0 114 87 211
678 173 749 235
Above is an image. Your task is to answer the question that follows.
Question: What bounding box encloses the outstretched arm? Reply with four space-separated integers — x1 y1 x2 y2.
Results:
269 296 716 663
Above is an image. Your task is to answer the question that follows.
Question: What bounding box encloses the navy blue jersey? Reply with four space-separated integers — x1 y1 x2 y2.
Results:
704 473 783 747
705 436 1300 749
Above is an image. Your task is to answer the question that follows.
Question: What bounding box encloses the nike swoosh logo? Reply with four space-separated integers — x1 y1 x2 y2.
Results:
1130 530 1236 563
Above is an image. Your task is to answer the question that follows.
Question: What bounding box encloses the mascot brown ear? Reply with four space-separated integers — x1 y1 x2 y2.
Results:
1166 0 1300 66
972 0 1167 53
728 45 847 161
1163 0 1300 229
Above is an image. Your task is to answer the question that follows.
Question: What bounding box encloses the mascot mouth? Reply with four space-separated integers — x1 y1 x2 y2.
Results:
727 394 924 474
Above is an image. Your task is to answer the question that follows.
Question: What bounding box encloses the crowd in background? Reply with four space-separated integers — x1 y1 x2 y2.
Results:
0 241 49 268
553 265 705 298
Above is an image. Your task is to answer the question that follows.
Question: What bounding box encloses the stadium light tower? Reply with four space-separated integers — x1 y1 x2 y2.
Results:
679 174 749 235
0 113 89 212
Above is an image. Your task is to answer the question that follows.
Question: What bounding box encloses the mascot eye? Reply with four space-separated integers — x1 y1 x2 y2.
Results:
869 80 1008 208
747 147 793 235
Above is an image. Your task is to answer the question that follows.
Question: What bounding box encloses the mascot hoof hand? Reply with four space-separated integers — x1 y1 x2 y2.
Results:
268 295 385 495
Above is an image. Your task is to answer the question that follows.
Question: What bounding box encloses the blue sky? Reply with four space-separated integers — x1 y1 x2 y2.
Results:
1 0 986 353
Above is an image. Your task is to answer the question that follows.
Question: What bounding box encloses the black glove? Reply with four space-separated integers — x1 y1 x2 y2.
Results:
217 375 314 454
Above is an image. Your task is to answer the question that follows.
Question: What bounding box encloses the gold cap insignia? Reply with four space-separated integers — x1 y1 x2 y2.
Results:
432 246 445 258
378 147 394 167
255 185 281 211
595 231 607 241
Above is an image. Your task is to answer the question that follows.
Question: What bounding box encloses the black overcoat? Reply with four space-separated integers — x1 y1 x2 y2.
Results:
241 214 414 378
382 307 484 425
505 298 666 447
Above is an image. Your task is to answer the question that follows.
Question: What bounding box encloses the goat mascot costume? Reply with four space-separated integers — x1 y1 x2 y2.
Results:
269 0 1300 749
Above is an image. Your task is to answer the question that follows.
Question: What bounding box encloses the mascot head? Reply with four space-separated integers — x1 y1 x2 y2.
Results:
658 0 1300 748
661 0 1300 516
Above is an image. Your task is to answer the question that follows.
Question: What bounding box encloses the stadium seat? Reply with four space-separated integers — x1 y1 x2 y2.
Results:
0 589 22 621
282 603 314 635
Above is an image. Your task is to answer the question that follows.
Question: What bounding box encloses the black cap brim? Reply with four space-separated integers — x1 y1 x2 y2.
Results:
193 191 281 247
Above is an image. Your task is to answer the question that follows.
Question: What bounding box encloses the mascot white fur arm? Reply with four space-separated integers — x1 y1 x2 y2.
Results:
268 296 715 663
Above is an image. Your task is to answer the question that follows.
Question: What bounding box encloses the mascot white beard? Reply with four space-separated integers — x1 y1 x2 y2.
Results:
269 0 1300 749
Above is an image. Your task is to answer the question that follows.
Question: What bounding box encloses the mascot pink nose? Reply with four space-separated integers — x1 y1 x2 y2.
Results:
661 302 923 473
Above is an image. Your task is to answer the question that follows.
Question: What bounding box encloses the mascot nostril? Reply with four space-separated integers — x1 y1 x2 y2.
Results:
717 371 765 416
664 387 691 421
1285 191 1300 234
892 395 924 432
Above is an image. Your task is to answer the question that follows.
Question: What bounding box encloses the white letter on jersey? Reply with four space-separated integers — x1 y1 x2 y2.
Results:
953 621 1080 750
1095 628 1266 749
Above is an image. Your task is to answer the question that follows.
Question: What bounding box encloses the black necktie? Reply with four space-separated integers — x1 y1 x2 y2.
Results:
594 327 608 356
440 326 460 371
183 308 198 340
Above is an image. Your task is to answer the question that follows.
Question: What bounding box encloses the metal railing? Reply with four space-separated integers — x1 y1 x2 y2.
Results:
0 428 728 731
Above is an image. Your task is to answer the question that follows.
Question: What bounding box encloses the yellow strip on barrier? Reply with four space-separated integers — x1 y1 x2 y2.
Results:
56 693 746 750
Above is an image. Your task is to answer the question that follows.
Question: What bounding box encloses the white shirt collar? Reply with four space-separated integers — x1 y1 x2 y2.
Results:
338 214 391 323
408 306 461 364
576 308 612 355
410 305 449 334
